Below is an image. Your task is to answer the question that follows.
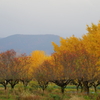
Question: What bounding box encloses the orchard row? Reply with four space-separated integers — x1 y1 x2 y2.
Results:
0 22 100 94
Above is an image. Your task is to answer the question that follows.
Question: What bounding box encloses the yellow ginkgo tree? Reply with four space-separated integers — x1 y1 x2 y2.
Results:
30 50 52 91
82 21 100 57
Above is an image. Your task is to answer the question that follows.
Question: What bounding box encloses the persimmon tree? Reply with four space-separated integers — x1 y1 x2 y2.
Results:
52 36 84 93
75 48 99 94
32 51 52 91
19 55 32 88
0 65 9 90
49 51 77 93
33 60 50 91
0 50 32 89
0 50 21 89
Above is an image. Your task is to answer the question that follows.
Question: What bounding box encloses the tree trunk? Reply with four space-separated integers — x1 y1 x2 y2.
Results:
9 80 19 89
1 82 8 90
11 84 15 89
93 85 97 93
1 84 7 90
4 85 7 90
76 85 79 92
76 83 83 93
22 80 29 87
83 81 89 94
81 85 83 92
61 86 65 94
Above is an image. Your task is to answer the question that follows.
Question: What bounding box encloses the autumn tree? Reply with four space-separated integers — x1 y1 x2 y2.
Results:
0 65 9 90
0 50 32 89
0 50 21 89
19 55 32 88
82 22 100 57
31 50 51 91
52 36 84 93
80 21 100 93
52 34 100 94
49 50 78 93
31 50 46 69
75 47 99 94
33 60 50 91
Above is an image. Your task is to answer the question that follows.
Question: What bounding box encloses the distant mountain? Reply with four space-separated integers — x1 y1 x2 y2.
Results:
0 34 60 55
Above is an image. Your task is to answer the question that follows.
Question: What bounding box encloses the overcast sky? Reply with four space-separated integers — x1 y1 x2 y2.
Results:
0 0 100 38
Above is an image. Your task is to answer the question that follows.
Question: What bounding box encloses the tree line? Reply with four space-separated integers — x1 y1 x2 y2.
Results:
0 22 100 94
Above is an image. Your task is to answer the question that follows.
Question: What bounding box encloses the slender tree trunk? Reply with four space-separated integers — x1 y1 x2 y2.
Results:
61 86 65 94
1 82 8 90
76 85 79 92
11 84 16 89
22 80 29 87
2 84 7 90
76 83 83 93
93 85 97 93
4 85 7 90
83 81 89 94
9 80 19 89
81 85 83 92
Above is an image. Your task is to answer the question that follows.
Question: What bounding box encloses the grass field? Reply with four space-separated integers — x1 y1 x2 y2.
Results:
0 81 100 100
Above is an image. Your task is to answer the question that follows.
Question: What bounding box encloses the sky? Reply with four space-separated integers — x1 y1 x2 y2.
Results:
0 0 100 38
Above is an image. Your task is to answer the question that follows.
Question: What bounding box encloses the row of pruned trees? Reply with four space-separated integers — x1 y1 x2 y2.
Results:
0 22 100 95
34 48 100 94
34 22 100 94
0 50 31 89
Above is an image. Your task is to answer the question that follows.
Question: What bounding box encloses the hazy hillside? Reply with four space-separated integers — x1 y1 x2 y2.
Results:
0 34 60 55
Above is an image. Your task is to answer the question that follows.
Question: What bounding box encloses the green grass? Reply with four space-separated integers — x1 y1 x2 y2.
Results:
0 81 100 100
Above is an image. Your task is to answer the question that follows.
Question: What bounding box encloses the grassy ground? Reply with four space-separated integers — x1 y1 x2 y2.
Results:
0 81 100 100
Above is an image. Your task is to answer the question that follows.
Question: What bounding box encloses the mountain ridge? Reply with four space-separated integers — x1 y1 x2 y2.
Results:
0 34 60 55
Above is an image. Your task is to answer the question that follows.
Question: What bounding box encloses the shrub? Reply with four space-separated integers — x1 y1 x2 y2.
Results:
50 94 61 100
